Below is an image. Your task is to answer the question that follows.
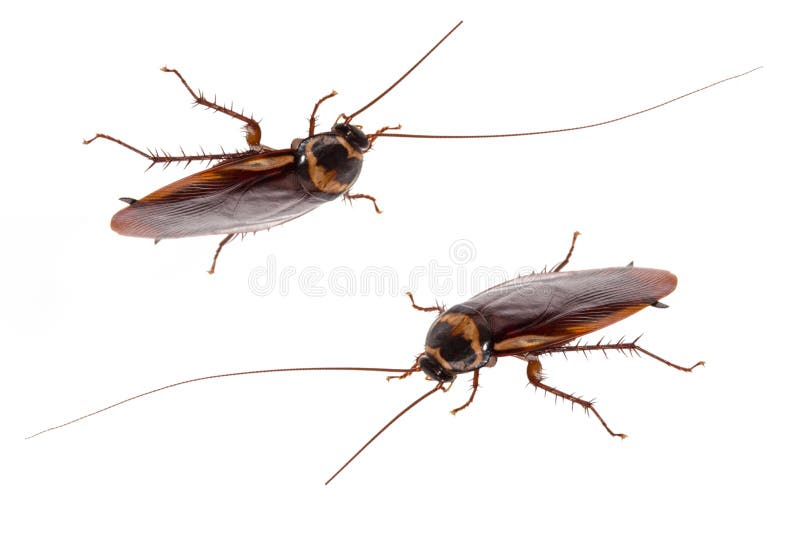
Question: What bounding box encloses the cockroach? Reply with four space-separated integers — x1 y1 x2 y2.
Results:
29 233 703 483
85 22 759 273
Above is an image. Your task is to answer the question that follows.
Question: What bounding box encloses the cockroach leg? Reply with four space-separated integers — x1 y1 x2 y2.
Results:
386 361 421 381
544 338 704 372
161 66 263 148
83 133 245 168
551 231 581 273
366 124 402 150
634 344 705 372
450 369 480 415
83 133 152 159
308 90 338 137
344 193 383 214
526 358 627 439
208 233 236 275
405 291 444 313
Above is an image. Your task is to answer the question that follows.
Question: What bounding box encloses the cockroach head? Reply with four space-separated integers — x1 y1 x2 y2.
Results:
418 357 456 383
418 305 494 383
332 123 369 153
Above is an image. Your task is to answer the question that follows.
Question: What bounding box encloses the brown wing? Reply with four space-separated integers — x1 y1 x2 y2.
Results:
463 267 677 355
110 151 328 239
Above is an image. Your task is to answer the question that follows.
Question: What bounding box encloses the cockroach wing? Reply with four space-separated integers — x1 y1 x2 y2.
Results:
110 151 328 239
464 267 677 355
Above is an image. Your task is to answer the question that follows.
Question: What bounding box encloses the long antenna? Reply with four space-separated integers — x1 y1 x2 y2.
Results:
27 366 411 439
375 66 762 139
344 21 463 123
325 381 444 485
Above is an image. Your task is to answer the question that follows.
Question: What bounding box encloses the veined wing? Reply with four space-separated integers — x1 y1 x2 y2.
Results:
110 150 326 239
463 267 677 354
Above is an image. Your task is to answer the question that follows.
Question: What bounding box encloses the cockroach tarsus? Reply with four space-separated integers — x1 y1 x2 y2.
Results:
28 233 703 484
84 21 760 273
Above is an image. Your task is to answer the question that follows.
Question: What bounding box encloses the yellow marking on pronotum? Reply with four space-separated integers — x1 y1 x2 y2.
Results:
304 136 363 194
424 345 454 372
425 313 486 371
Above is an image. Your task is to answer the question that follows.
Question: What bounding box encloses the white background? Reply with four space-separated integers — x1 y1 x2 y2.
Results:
4 1 797 532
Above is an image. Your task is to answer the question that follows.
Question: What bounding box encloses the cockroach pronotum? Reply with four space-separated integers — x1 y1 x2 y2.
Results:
85 22 759 273
29 233 703 483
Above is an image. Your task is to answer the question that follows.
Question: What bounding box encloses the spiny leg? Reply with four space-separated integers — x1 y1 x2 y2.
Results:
386 361 422 381
366 124 402 151
450 369 480 415
308 91 338 137
551 231 581 273
526 357 627 439
345 193 383 214
545 337 704 372
208 233 236 275
405 291 444 313
83 134 240 168
161 67 263 148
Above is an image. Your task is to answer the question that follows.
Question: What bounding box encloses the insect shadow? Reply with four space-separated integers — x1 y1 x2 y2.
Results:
29 233 703 483
85 22 759 273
